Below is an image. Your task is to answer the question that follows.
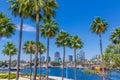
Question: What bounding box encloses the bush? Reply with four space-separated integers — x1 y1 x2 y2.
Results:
84 68 97 74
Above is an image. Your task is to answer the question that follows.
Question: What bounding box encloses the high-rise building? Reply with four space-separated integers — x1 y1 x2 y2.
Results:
41 56 45 62
66 55 73 62
77 50 85 62
54 52 61 62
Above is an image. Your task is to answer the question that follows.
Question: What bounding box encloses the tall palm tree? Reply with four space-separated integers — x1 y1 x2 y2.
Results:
29 0 58 79
22 40 36 80
110 27 120 54
9 0 30 79
69 35 83 80
30 1 43 79
56 31 70 80
38 42 46 80
2 42 17 80
90 16 108 80
0 12 16 39
41 20 59 80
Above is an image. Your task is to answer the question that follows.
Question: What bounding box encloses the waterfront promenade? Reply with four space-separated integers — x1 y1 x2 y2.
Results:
0 76 71 80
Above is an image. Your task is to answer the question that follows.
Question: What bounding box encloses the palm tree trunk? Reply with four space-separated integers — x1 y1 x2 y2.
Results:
39 53 42 80
30 53 32 80
8 55 11 80
74 48 76 80
99 34 105 80
62 46 65 80
16 14 24 80
33 10 40 80
46 37 49 80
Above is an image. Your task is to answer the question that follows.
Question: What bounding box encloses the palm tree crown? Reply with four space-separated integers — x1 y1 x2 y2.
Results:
9 0 31 17
110 27 120 44
0 12 16 38
41 20 59 38
91 16 108 34
38 42 46 54
70 35 83 49
56 31 71 47
2 42 17 55
23 40 36 54
43 0 58 19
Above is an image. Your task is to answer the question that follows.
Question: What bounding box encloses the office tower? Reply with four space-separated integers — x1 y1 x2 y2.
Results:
54 52 61 62
77 50 85 62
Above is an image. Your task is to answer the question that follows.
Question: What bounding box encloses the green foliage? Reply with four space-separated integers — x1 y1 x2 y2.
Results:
9 0 31 18
23 40 46 54
2 42 17 56
41 20 59 38
0 12 16 38
23 40 36 54
70 35 83 49
0 72 16 79
56 31 71 47
104 44 120 68
110 27 120 44
38 42 46 54
90 16 108 34
50 61 61 66
43 0 58 19
84 68 97 74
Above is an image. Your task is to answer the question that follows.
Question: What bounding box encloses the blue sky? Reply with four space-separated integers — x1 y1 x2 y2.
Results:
0 0 120 61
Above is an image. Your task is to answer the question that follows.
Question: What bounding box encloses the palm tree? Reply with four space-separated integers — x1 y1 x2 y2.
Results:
9 0 30 79
69 35 83 80
2 42 17 80
90 16 108 80
30 1 43 79
38 42 46 80
0 12 16 39
110 27 120 54
22 40 36 80
110 27 120 44
41 20 59 80
56 31 71 80
29 0 58 79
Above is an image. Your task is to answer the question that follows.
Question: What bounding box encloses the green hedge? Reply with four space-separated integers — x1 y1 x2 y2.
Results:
84 68 97 74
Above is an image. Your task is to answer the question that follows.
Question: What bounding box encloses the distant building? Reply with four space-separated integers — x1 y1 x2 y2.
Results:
77 50 85 62
54 52 61 62
41 56 45 62
66 55 73 62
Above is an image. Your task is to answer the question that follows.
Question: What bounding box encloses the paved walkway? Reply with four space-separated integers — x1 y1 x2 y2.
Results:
0 76 72 80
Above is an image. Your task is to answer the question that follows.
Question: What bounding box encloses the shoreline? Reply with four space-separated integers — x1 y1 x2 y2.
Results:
0 76 72 80
49 76 72 80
